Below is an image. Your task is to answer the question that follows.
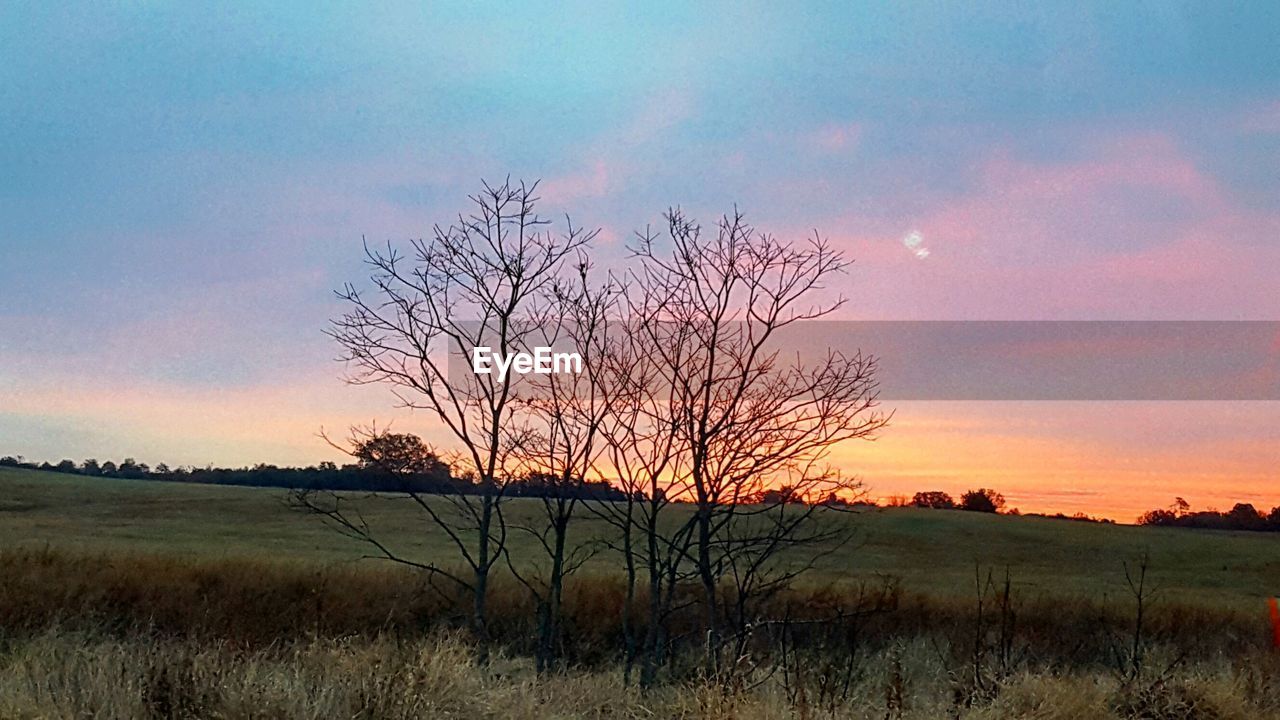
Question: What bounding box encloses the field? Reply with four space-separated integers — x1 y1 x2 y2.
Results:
4 465 1280 718
2 466 1278 607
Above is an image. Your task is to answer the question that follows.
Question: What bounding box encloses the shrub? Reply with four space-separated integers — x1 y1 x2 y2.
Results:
960 488 1005 513
911 491 955 509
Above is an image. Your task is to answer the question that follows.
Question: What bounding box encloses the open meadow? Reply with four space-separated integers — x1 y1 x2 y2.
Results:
4 466 1280 718
2 467 1277 608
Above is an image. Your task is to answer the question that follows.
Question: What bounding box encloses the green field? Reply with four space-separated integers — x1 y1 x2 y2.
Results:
2 466 1277 608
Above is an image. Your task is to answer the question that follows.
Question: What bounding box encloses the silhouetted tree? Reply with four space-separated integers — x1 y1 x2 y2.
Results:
626 208 887 680
1137 508 1177 526
300 179 595 652
1138 498 1277 532
503 264 616 673
1226 503 1265 530
756 486 807 505
116 458 148 479
350 431 452 492
912 491 955 509
960 488 1005 513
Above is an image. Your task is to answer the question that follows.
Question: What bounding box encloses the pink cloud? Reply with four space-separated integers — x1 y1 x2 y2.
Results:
817 130 1280 320
540 88 696 207
540 158 611 203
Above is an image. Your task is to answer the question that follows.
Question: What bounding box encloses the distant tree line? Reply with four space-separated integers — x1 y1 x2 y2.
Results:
19 453 1254 532
0 452 1040 517
908 488 1006 513
0 453 1126 523
903 489 1115 523
1138 497 1280 532
0 450 628 501
905 490 1280 532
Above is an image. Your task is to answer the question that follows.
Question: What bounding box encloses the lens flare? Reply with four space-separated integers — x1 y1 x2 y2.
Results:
902 230 930 259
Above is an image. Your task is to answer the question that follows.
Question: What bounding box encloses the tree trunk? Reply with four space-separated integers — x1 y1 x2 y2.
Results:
696 505 719 675
639 510 664 688
540 515 569 672
473 489 494 662
620 513 638 685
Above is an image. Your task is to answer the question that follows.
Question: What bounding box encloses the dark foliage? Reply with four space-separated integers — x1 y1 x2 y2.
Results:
1022 511 1115 524
911 491 955 509
959 488 1006 513
1 452 628 501
1139 499 1280 532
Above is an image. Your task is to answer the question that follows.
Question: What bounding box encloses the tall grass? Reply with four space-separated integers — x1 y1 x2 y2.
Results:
1 548 1265 659
3 630 1279 719
2 547 1278 718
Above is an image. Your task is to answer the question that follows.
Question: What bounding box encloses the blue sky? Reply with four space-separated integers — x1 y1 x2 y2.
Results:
1 2 1277 516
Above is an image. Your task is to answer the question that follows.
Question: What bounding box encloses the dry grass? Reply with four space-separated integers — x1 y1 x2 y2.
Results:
3 547 1280 718
0 548 1267 660
3 631 1280 719
5 470 1279 717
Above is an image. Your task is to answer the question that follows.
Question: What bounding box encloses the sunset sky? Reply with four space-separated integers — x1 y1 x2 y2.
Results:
2 3 1278 520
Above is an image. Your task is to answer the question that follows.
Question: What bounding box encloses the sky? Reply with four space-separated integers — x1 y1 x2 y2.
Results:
2 2 1278 520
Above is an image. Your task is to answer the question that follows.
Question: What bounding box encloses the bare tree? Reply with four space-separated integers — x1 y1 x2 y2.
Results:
301 189 886 685
628 208 889 678
1114 550 1162 684
302 179 595 649
587 283 697 687
503 261 617 672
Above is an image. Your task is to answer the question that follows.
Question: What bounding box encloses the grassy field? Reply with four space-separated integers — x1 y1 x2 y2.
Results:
2 465 1277 608
5 465 1280 718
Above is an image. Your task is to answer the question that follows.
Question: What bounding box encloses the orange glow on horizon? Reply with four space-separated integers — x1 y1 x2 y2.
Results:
4 366 1276 524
